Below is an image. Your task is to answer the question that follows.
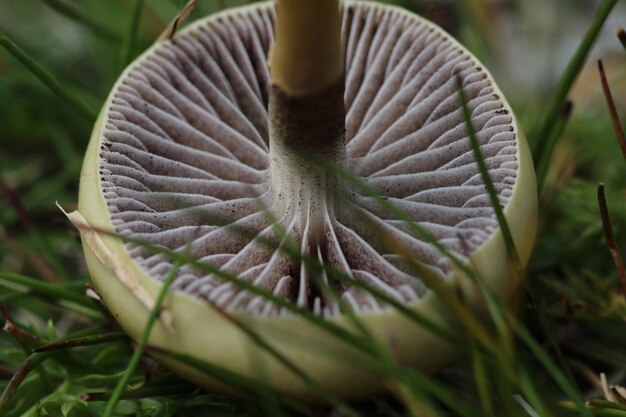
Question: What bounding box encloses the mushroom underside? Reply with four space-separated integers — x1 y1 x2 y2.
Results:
98 2 518 317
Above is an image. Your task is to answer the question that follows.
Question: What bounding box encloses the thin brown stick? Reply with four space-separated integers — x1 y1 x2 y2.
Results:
597 184 626 301
617 27 626 51
81 385 192 401
0 352 52 413
598 60 626 158
32 332 127 353
1 307 40 341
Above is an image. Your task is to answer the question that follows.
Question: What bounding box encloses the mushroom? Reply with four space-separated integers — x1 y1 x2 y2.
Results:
75 0 537 401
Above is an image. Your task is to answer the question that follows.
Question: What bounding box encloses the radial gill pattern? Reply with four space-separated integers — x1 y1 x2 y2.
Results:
98 2 518 316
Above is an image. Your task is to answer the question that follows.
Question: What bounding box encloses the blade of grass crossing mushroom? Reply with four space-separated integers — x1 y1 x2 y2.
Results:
598 60 626 159
207 304 361 417
38 0 122 42
532 0 618 158
458 78 530 355
347 208 495 348
254 211 401 383
244 348 291 417
311 157 507 353
71 219 467 406
597 184 626 301
102 258 181 417
453 84 581 408
256 204 459 346
261 206 379 346
375 230 496 352
67 210 463 379
536 101 574 191
457 76 521 275
66 218 380 356
0 33 97 122
119 0 145 71
313 156 477 282
206 215 461 347
143 345 314 416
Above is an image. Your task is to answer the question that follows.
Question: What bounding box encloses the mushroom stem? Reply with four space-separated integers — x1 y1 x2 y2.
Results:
268 0 345 158
269 0 343 96
268 0 346 231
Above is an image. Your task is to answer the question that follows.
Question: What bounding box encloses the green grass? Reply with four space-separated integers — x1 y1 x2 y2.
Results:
1 0 626 416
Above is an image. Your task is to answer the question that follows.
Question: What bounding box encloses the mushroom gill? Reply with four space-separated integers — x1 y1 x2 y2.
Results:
98 1 519 318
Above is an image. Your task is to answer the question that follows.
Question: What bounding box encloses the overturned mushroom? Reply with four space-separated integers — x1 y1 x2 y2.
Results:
76 0 537 400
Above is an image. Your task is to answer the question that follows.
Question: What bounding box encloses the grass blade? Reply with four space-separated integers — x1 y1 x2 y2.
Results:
102 258 181 417
0 33 98 122
456 75 521 272
306 158 507 351
532 0 618 158
0 272 93 310
471 344 494 415
513 321 593 417
459 77 588 415
313 156 476 281
207 304 361 417
67 218 378 357
144 345 313 416
68 213 476 413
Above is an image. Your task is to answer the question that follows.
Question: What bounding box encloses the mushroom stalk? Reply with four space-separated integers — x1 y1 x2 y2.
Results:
269 0 343 96
268 0 346 231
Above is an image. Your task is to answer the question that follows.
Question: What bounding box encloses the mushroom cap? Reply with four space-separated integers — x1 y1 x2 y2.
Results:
78 1 537 401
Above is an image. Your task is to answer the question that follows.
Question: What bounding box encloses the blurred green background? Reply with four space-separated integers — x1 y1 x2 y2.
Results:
1 1 626 416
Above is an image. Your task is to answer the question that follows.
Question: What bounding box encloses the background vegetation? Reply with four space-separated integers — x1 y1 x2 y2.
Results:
1 0 626 416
